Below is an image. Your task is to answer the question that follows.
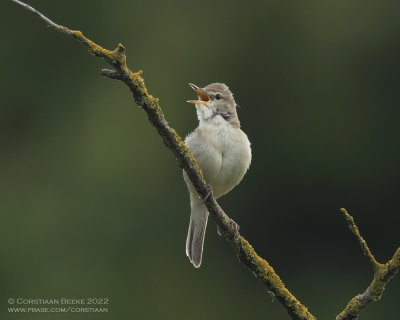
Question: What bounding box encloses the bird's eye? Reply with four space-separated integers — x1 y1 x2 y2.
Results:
215 94 222 100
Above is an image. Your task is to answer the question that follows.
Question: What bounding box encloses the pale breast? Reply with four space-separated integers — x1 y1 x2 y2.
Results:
185 120 251 199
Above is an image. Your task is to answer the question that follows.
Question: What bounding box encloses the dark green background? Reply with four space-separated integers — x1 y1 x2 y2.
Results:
1 0 399 319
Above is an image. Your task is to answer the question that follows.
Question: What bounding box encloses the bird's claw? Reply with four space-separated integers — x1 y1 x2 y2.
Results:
231 219 240 237
202 184 213 202
217 219 240 237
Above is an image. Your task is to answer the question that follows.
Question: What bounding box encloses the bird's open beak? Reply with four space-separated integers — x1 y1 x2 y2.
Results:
187 83 210 104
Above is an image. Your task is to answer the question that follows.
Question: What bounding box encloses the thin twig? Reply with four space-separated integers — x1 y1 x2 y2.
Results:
340 208 381 271
101 68 122 80
10 0 70 35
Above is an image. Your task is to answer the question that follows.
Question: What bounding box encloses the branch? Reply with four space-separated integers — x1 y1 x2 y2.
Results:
337 209 400 320
11 1 316 319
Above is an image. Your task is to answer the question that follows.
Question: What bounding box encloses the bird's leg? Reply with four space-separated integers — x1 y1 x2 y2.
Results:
201 184 240 238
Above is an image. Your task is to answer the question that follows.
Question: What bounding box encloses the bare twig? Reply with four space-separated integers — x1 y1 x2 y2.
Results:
337 209 400 320
341 208 381 271
101 68 122 80
11 0 70 35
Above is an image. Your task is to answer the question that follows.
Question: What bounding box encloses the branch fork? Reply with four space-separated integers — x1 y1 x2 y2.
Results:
337 209 400 320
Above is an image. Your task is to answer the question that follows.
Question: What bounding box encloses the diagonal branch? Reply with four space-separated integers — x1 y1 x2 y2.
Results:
341 208 381 271
11 1 316 320
11 0 68 34
337 209 400 320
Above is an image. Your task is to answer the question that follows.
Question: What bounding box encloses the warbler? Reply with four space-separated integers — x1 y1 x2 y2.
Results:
184 83 252 268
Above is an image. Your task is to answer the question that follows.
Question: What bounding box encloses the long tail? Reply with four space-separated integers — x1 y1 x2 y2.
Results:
186 195 209 268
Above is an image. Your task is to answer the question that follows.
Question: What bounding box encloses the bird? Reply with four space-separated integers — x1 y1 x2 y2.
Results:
184 82 252 268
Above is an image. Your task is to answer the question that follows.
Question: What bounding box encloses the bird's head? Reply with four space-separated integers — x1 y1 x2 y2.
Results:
187 83 240 127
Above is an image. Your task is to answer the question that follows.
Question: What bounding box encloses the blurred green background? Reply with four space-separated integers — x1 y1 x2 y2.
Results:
1 0 399 319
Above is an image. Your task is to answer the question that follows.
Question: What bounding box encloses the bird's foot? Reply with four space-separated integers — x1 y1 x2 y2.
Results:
217 218 240 237
230 218 240 237
202 184 214 202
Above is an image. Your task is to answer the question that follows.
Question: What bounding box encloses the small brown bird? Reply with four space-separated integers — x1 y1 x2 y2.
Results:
184 83 252 268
